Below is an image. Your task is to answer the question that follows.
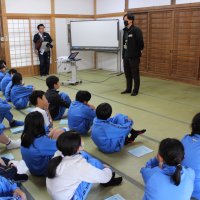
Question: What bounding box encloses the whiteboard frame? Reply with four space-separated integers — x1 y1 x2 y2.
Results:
70 19 120 51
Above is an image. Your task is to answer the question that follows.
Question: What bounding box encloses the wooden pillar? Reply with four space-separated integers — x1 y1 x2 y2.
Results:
171 0 176 5
125 0 129 12
0 0 4 59
50 0 57 74
0 0 9 65
93 0 96 19
93 0 97 69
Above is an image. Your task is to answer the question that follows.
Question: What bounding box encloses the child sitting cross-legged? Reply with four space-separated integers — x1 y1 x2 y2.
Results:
68 90 96 135
46 131 122 200
91 103 146 153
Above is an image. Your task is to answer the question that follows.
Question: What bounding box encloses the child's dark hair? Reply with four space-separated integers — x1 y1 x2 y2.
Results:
46 75 59 89
0 59 6 68
159 138 184 186
46 131 81 179
75 90 91 103
8 69 17 75
96 103 112 120
12 72 22 85
37 24 45 30
190 113 200 136
29 90 45 106
10 72 22 96
21 111 46 148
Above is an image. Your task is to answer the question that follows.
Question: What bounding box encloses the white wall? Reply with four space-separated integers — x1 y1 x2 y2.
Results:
96 17 124 72
96 0 125 14
55 0 93 14
55 18 94 72
176 0 200 4
5 0 51 14
129 0 171 8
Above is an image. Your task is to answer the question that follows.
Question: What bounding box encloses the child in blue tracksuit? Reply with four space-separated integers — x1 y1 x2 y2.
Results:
181 112 200 200
68 91 96 135
0 175 26 199
46 131 122 200
91 103 146 153
45 75 71 120
10 73 34 109
0 98 24 127
21 111 57 176
5 81 12 102
1 68 17 95
0 60 6 91
141 138 195 200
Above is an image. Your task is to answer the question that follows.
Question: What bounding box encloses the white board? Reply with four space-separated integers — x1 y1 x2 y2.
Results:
70 20 119 50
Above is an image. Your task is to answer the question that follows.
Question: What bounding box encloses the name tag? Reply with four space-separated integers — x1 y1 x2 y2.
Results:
128 34 133 37
44 36 47 37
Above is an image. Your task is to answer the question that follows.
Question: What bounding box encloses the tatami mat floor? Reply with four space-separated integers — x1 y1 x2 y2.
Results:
1 69 199 200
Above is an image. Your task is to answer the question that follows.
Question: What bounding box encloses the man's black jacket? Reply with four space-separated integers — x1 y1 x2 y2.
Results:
122 25 144 59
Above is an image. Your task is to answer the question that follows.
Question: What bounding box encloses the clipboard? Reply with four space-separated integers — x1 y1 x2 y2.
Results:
40 41 49 54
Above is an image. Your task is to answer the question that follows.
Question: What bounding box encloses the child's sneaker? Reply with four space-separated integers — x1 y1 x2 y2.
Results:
9 120 24 127
7 139 21 150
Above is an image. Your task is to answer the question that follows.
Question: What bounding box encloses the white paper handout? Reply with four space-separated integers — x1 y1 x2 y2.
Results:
0 153 15 160
104 194 126 200
10 126 24 134
128 145 153 157
59 119 68 125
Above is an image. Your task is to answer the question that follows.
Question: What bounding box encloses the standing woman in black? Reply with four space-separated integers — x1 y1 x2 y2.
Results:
33 24 53 76
121 13 144 96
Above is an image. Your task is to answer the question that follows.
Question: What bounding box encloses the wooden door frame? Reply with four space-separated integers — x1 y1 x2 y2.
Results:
1 0 10 67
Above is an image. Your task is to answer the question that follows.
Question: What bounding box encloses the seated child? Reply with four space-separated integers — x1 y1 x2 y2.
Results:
68 91 96 135
0 123 21 150
181 112 200 200
29 90 65 138
46 131 122 200
0 60 6 91
1 68 17 95
45 76 71 120
21 111 57 176
5 81 12 102
10 73 34 109
0 157 28 182
0 98 24 127
91 103 146 153
141 138 195 200
0 175 26 199
0 98 23 149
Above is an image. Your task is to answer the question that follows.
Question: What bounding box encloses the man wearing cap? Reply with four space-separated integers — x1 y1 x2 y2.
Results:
121 13 144 96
